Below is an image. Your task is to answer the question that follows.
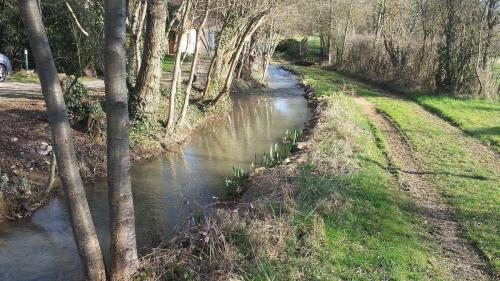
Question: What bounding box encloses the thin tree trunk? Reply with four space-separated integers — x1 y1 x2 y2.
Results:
339 0 352 64
167 0 192 130
236 42 248 80
43 152 57 198
179 0 210 127
135 1 148 75
104 0 138 280
374 0 386 44
202 11 234 99
261 23 276 82
17 1 106 280
133 0 167 119
327 0 334 64
165 1 186 45
482 0 498 69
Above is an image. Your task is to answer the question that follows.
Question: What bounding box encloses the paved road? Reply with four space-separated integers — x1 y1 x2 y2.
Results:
0 79 105 101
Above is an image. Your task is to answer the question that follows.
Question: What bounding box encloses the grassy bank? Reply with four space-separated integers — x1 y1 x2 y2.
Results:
410 95 500 152
138 67 454 280
249 85 448 279
290 65 500 274
359 90 500 273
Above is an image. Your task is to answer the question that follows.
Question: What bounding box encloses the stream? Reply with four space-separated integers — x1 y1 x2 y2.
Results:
0 65 311 280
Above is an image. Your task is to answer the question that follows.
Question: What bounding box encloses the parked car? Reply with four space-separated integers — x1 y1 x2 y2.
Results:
0 53 13 82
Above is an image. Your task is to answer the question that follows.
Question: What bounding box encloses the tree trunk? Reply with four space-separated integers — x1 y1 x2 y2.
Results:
179 0 210 127
127 0 147 82
133 0 167 119
42 152 57 199
481 0 499 69
17 0 106 280
327 0 334 64
213 14 267 105
104 0 139 280
339 0 352 64
167 0 192 130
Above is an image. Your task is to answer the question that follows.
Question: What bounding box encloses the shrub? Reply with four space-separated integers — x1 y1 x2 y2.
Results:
63 76 106 136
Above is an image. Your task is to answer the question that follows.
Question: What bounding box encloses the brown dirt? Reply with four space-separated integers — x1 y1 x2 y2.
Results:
352 95 494 280
0 92 221 221
0 99 108 219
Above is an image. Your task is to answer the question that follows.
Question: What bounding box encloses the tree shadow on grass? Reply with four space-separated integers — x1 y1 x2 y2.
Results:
359 156 493 181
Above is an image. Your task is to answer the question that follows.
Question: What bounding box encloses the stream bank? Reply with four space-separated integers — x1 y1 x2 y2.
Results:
0 65 312 280
0 78 240 221
134 69 327 280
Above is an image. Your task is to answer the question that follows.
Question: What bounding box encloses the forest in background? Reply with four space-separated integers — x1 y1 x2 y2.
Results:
279 0 500 99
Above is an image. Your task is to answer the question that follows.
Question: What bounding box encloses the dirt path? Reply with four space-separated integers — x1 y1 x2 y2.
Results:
0 79 105 101
353 96 493 280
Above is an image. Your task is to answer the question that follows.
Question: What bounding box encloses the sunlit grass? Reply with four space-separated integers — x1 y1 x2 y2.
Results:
162 54 175 73
357 89 500 274
288 65 500 275
411 95 500 152
9 69 39 83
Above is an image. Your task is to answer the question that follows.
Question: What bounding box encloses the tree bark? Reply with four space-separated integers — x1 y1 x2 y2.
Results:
104 0 139 280
17 0 107 280
481 0 499 69
339 0 352 64
167 0 192 130
133 0 167 119
327 0 334 64
127 0 148 81
42 152 57 199
179 0 210 127
213 13 267 105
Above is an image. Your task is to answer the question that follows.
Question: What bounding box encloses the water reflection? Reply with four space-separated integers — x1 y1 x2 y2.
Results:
0 65 310 281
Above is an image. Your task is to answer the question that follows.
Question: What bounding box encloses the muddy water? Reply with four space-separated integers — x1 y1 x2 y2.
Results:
0 65 310 280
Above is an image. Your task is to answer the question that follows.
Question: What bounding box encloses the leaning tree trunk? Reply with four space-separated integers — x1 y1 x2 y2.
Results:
133 0 167 119
213 14 267 104
17 0 106 280
104 0 139 280
167 0 192 130
179 0 210 127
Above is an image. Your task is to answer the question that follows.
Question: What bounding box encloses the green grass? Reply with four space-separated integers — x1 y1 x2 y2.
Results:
286 35 322 62
162 54 175 72
357 92 500 272
290 66 347 96
304 36 321 61
247 68 450 280
288 65 500 275
9 69 40 83
411 95 500 152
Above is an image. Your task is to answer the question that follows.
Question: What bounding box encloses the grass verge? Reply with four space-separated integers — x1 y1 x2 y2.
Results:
410 95 500 152
358 90 500 273
293 65 500 274
9 70 40 83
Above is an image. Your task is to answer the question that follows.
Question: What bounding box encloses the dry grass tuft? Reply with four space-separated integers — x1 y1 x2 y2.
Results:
309 95 366 175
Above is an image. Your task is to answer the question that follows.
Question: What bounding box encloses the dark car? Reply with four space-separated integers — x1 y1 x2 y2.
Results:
0 53 13 82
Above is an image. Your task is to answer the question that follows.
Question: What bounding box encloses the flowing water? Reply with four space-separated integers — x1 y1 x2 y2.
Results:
0 65 310 280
